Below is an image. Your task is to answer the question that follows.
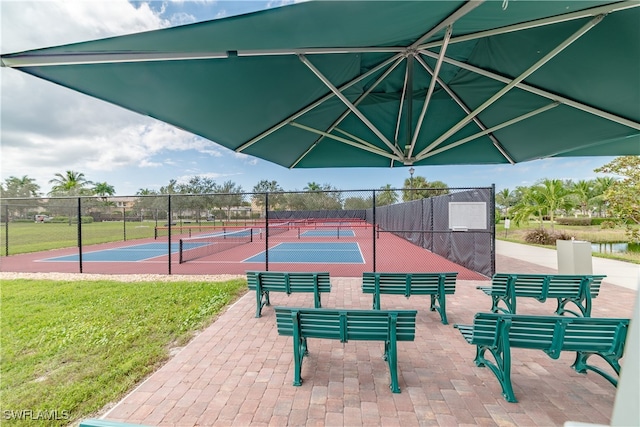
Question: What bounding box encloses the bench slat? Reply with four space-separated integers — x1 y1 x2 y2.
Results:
362 272 457 324
246 271 331 317
275 307 417 393
478 273 606 316
454 312 628 402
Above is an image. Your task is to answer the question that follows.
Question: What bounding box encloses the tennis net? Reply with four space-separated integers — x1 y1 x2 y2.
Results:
179 228 253 263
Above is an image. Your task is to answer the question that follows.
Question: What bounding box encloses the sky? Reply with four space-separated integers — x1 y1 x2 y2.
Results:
0 0 618 197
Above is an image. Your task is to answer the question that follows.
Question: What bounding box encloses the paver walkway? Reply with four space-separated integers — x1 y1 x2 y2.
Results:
101 246 637 426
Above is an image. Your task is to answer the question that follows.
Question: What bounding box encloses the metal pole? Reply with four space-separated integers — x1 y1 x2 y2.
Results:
123 207 127 241
4 204 9 256
77 197 83 273
265 192 269 271
491 184 496 277
168 195 172 275
372 190 376 272
409 167 415 200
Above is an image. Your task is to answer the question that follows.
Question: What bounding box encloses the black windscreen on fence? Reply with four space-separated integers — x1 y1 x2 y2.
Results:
1 187 494 278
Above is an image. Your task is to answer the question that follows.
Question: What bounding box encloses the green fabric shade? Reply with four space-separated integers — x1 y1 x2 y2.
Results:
2 1 639 169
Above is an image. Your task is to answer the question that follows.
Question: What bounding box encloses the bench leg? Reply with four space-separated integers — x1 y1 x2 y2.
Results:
572 351 620 386
430 294 448 325
474 319 517 403
372 293 381 310
384 340 401 393
555 297 587 317
255 290 270 318
292 336 307 387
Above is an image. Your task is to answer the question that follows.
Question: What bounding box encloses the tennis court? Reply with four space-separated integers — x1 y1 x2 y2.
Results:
1 190 492 280
244 242 364 263
41 243 176 263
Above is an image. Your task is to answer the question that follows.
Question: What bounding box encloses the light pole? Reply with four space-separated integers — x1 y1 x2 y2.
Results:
409 167 415 200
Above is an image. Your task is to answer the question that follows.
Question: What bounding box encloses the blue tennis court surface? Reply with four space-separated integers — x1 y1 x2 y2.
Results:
300 229 355 237
41 243 176 262
244 242 364 263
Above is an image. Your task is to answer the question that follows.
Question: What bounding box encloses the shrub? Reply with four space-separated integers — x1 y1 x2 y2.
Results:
524 228 575 245
555 217 591 226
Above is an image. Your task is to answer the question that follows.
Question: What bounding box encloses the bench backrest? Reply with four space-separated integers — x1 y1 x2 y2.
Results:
275 307 417 342
469 312 628 357
490 273 605 299
247 271 331 293
362 272 457 296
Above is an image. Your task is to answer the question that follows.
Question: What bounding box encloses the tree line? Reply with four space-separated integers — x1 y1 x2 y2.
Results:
1 157 637 240
495 157 639 241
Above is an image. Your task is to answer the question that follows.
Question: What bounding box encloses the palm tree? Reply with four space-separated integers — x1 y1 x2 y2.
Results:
591 176 615 217
48 170 92 196
510 185 546 228
495 188 515 219
304 182 322 191
571 180 593 216
402 176 448 201
93 182 116 200
376 184 398 206
534 179 574 231
136 188 156 196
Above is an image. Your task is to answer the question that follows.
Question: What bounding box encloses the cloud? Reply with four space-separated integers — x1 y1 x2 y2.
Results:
0 0 227 195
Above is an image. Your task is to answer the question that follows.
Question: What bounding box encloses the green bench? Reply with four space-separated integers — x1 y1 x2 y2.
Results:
246 271 331 317
362 272 457 324
274 306 417 393
455 312 629 402
477 273 606 317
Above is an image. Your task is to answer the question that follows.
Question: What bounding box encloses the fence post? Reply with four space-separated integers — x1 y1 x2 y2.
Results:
123 207 127 241
265 192 269 271
491 184 496 276
78 197 83 273
168 195 172 275
4 204 9 256
372 190 376 273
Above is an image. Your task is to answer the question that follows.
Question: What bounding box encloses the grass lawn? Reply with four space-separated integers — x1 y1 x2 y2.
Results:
496 222 640 264
0 221 241 256
0 222 158 256
1 278 247 426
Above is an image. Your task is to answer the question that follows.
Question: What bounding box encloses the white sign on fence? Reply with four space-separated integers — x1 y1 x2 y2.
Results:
448 202 487 230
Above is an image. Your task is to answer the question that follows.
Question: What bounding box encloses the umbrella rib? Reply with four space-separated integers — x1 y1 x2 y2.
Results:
298 54 406 160
235 54 402 153
420 0 640 50
419 52 640 132
417 102 561 160
394 56 411 147
0 51 230 67
414 55 515 164
295 56 406 167
410 0 484 48
289 122 398 162
415 13 605 159
408 25 453 160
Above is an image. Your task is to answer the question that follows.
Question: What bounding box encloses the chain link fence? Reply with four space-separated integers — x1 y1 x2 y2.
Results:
1 187 494 277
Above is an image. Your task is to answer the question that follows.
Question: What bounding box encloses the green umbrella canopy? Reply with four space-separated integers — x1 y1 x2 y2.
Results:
2 0 639 168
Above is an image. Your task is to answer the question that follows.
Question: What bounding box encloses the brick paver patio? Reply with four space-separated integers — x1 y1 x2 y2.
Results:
101 253 636 426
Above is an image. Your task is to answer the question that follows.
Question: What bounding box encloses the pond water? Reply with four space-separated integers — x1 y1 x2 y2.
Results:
591 242 640 254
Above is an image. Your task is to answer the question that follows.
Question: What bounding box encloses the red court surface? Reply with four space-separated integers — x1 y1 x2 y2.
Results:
0 226 487 280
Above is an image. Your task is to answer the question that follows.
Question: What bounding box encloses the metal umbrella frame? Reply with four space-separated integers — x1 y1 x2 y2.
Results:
2 1 639 169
